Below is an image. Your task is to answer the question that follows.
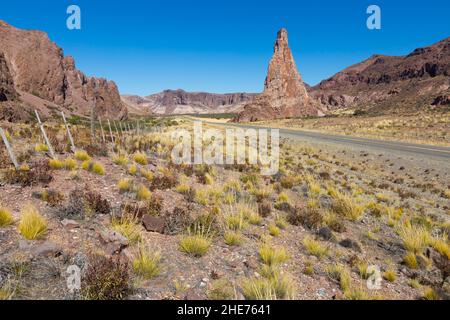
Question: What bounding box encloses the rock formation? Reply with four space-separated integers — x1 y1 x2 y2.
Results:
0 20 127 121
0 52 17 102
122 89 256 115
309 37 450 114
234 29 322 122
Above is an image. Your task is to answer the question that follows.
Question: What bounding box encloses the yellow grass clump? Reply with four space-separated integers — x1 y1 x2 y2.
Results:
136 184 151 201
133 152 148 165
302 236 328 258
0 205 14 227
117 178 132 193
64 158 77 170
111 216 142 244
397 224 431 254
259 244 289 266
18 204 47 240
48 158 64 170
75 150 90 161
133 245 162 279
35 143 49 153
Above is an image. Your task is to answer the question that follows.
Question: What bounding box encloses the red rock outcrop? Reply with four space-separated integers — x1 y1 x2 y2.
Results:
234 29 322 122
0 51 17 102
0 20 127 120
309 37 450 114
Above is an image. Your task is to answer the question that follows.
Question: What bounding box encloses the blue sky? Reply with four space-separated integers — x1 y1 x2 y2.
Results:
1 0 449 95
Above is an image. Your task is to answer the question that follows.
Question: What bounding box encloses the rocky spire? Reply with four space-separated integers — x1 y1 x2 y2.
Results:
234 28 321 122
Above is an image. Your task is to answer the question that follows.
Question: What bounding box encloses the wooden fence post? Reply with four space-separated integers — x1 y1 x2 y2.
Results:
35 110 56 158
0 127 19 169
98 117 106 143
61 111 75 152
119 122 124 136
113 121 120 139
107 119 115 143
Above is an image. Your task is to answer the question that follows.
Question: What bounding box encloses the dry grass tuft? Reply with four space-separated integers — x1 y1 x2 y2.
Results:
0 205 14 227
18 204 47 240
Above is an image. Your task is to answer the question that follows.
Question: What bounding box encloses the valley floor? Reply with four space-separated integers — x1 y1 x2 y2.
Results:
257 112 450 147
0 118 449 300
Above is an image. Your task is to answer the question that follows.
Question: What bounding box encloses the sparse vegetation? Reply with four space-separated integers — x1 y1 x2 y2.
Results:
1 113 448 301
208 279 235 300
224 230 243 246
111 216 142 244
259 244 289 266
133 151 148 165
0 205 14 227
18 204 47 240
75 150 90 161
48 158 64 170
302 236 328 258
133 245 162 279
179 223 212 257
82 255 130 300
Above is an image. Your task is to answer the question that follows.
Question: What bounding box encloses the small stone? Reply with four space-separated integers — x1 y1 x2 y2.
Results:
61 219 80 229
32 241 62 257
142 215 165 233
339 238 362 252
99 229 128 246
318 227 334 241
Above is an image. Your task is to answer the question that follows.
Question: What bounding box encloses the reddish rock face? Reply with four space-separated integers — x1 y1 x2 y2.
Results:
0 52 17 102
0 20 127 120
309 37 450 114
235 29 322 122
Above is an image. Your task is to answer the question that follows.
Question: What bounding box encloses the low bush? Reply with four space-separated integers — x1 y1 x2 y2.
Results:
82 255 130 300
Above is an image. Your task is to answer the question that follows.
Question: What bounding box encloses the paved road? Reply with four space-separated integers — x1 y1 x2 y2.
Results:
195 119 450 162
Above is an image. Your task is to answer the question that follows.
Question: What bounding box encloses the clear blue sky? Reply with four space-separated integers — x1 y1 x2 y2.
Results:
1 0 449 95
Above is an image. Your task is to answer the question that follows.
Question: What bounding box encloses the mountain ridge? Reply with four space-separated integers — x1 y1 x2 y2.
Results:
0 20 127 121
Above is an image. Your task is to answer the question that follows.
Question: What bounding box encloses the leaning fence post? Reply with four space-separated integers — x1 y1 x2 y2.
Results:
98 117 106 143
0 127 19 169
35 110 56 158
119 122 124 136
107 119 115 143
113 121 120 139
61 111 75 152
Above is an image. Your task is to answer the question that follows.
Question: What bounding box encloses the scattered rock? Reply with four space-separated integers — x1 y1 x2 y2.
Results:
142 215 165 233
98 229 128 255
31 241 62 257
317 227 334 241
339 238 362 252
61 219 80 229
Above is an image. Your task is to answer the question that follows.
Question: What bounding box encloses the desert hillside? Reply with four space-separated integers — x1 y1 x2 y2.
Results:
0 20 127 121
310 37 450 115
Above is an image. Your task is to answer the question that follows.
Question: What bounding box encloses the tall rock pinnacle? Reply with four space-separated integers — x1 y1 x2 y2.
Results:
234 28 321 122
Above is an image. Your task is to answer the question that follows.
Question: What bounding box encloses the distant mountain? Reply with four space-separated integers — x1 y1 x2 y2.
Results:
309 37 450 114
0 20 127 121
122 89 257 115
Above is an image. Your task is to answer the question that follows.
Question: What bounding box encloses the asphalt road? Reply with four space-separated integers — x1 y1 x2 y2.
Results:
197 120 450 162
